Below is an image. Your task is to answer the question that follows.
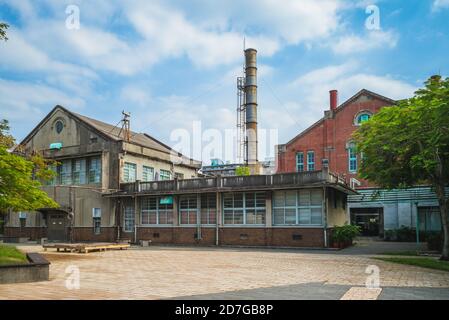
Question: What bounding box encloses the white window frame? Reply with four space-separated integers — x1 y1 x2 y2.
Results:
223 192 266 226
142 166 154 182
296 152 304 172
272 189 323 226
307 151 315 171
123 162 137 183
159 169 172 181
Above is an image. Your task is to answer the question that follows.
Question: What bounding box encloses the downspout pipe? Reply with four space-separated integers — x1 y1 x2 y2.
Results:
323 186 328 248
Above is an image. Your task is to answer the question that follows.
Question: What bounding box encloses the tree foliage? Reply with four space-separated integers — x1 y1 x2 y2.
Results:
0 22 9 42
236 166 251 176
0 120 58 212
354 75 449 260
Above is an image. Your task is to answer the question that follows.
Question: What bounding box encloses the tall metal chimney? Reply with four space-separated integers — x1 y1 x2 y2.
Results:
244 48 258 166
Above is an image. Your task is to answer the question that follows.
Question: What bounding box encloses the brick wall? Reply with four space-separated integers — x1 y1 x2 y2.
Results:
72 227 116 242
4 227 47 241
277 93 393 188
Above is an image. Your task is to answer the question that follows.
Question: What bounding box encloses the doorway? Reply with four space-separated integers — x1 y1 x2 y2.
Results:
47 213 68 242
350 208 384 237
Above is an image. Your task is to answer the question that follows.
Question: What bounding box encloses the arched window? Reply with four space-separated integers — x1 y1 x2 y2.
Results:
354 111 372 126
55 120 64 134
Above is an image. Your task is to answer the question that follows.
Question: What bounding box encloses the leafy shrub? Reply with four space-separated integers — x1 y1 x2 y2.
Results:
395 226 416 242
332 224 362 244
426 232 443 252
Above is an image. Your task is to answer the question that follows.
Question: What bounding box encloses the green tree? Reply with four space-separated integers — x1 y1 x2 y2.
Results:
235 166 251 176
0 22 9 41
354 75 449 260
0 120 58 212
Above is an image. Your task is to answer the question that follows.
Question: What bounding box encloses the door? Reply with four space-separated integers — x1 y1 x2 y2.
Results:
47 213 67 242
350 208 384 237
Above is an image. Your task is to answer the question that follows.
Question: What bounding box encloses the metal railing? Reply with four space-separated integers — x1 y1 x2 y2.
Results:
119 169 346 195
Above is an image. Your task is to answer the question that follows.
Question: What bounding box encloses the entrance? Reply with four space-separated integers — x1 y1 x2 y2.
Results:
350 208 384 237
47 213 68 242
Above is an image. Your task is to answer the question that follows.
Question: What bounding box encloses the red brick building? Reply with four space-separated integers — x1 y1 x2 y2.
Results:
276 89 396 188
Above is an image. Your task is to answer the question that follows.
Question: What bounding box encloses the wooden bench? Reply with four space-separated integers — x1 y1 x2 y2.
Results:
43 243 130 254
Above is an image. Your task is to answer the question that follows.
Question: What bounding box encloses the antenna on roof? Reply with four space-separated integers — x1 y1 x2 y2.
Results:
119 110 131 142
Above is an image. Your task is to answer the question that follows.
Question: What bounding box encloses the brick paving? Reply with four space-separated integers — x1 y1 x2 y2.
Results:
0 244 449 300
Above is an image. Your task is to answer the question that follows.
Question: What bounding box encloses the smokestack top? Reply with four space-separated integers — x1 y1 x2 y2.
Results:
329 90 338 111
245 48 257 53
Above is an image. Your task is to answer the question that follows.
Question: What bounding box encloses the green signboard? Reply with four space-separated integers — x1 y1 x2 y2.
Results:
160 196 173 205
49 142 63 150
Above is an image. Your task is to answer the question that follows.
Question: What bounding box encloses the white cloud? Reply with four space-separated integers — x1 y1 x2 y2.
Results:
0 79 85 127
432 0 449 11
332 30 398 55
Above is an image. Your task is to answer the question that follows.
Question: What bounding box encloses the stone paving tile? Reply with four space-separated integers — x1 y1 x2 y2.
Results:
0 244 449 300
340 287 382 300
175 283 351 300
379 287 449 300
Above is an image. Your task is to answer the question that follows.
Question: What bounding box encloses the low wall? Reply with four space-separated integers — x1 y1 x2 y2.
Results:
0 253 50 284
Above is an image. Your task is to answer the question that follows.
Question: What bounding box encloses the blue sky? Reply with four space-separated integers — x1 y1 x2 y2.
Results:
0 0 448 163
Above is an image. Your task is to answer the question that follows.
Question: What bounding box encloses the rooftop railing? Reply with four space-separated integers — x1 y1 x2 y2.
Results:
119 169 349 195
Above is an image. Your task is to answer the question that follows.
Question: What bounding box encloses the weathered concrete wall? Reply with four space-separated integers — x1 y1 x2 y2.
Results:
327 190 348 227
121 152 199 182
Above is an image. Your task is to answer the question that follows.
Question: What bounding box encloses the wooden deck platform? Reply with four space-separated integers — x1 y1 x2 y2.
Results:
43 243 130 254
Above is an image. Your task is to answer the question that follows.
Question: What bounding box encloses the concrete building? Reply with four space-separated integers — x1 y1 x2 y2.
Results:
276 89 445 237
107 169 354 248
4 105 201 242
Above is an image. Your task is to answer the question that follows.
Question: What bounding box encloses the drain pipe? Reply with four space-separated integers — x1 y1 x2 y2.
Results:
323 186 328 248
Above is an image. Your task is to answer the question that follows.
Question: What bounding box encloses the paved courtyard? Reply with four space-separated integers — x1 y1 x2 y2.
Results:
1 241 449 300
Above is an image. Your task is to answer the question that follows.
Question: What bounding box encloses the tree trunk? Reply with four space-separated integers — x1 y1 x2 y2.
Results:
436 185 449 261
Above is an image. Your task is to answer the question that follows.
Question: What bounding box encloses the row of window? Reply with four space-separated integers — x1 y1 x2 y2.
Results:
296 147 358 174
123 162 180 183
296 151 315 172
46 156 102 186
122 190 324 231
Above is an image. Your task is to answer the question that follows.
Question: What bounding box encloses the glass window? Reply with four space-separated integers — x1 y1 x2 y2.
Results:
348 145 357 173
272 189 323 226
160 169 172 181
296 152 304 172
179 195 198 225
89 157 101 184
201 194 217 225
73 159 86 185
124 204 135 232
307 151 315 171
356 112 372 125
141 197 172 225
223 192 265 225
93 208 101 235
142 166 154 182
61 160 72 185
123 162 137 183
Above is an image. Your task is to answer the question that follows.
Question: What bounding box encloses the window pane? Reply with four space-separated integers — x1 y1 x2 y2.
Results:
234 193 244 208
299 208 311 224
273 208 284 225
311 189 323 206
273 192 285 207
180 211 189 224
224 211 233 224
255 193 266 207
311 208 322 225
245 193 255 208
256 209 265 224
285 208 296 224
223 194 233 208
298 190 310 206
285 191 297 207
234 210 244 224
246 209 256 224
142 166 154 182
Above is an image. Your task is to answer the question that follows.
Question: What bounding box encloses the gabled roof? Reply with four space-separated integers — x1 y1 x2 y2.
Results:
283 89 397 147
20 105 201 168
